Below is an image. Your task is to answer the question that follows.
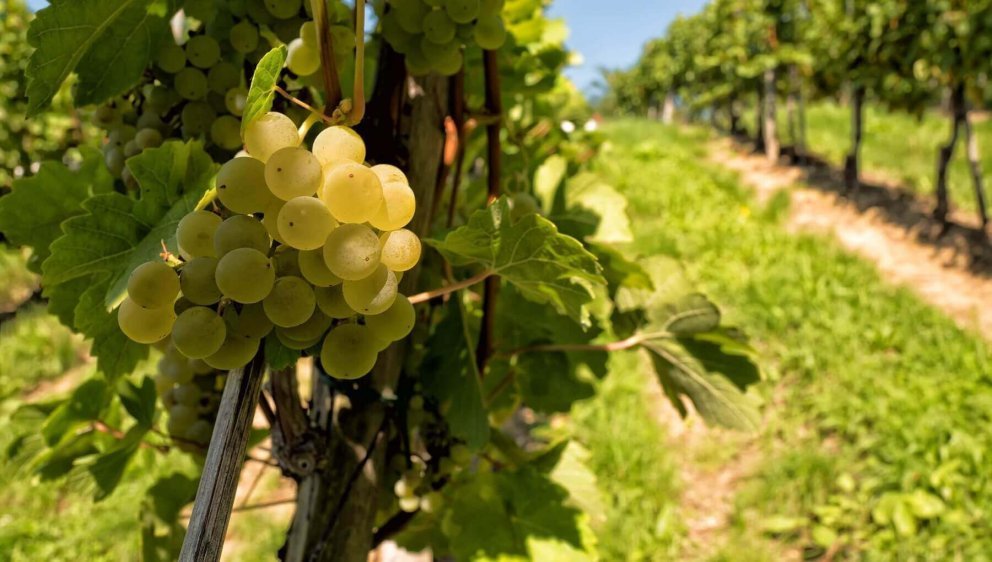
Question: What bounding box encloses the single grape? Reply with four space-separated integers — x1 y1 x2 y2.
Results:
312 126 366 167
315 285 356 318
277 196 337 250
182 101 218 137
177 210 222 258
128 261 180 308
172 306 227 359
188 358 213 375
245 112 300 161
479 0 503 17
225 87 249 116
272 247 303 277
262 198 287 244
123 139 141 158
264 0 301 19
104 148 125 176
381 12 416 54
216 157 272 214
281 309 332 341
186 419 214 443
444 0 478 23
474 15 506 49
204 332 260 370
211 115 243 150
214 214 271 257
394 0 429 33
432 46 463 76
107 124 137 147
379 229 421 271
231 302 275 338
157 42 186 73
323 223 381 280
184 0 217 22
118 297 177 344
299 248 343 286
321 163 384 224
371 164 408 185
320 324 380 379
287 37 320 76
365 295 415 342
276 328 323 350
168 404 199 435
207 61 241 94
370 181 416 231
159 350 195 384
420 491 444 513
423 10 456 44
176 67 209 100
179 257 222 305
263 276 316 327
186 35 221 68
146 86 179 115
342 265 398 315
230 21 260 53
135 128 163 149
265 147 323 200
215 248 276 303
300 20 317 45
404 42 431 76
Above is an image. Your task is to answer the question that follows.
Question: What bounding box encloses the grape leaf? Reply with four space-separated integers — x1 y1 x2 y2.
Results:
87 425 146 501
118 376 158 428
264 336 301 371
25 0 172 114
533 154 567 211
515 351 594 413
427 197 605 325
552 173 634 244
41 378 111 446
241 45 287 135
0 147 113 271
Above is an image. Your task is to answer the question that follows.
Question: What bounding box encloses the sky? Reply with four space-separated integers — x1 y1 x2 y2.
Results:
25 0 705 92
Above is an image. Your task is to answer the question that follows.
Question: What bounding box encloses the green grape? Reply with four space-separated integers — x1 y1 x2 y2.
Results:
204 332 260 369
136 111 166 132
176 67 209 100
276 328 322 350
420 491 444 513
207 61 241 94
424 0 444 7
168 404 199 435
215 248 276 303
300 20 317 45
365 295 415 342
159 351 195 384
342 265 398 315
157 42 187 73
287 37 320 76
263 276 316 327
379 229 421 271
230 21 260 53
265 0 302 19
404 42 431 76
127 261 180 308
394 477 417 497
180 257 222 305
277 196 337 250
299 248 342 286
281 309 332 340
182 101 218 137
123 139 141 158
119 297 177 344
473 15 506 49
121 167 139 190
135 128 163 149
394 0 429 33
262 198 287 244
371 164 409 185
315 285 356 318
177 210 222 258
186 35 222 68
214 215 271 257
323 223 381 280
146 86 179 115
478 0 502 16
172 306 227 359
186 419 214 443
107 124 137 147
171 382 201 406
225 87 249 116
93 103 119 127
184 0 217 21
105 148 125 176
320 324 380 379
330 24 356 49
370 181 416 231
381 12 416 54
312 125 366 167
444 0 478 23
231 302 274 338
244 111 300 161
216 157 272 214
189 358 213 375
211 116 243 150
423 10 456 44
154 370 177 397
432 45 463 76
173 297 197 316
321 163 384 224
265 147 323 200
272 246 303 277
398 496 420 512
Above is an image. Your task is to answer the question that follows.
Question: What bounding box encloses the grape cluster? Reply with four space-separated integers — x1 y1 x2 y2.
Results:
387 440 472 514
154 342 226 448
118 111 421 380
380 0 507 76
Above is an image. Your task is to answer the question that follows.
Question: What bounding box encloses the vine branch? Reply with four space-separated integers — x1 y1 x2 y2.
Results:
477 49 503 374
406 269 493 304
310 0 342 112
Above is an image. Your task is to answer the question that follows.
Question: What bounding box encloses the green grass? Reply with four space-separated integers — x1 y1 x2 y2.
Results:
596 119 992 559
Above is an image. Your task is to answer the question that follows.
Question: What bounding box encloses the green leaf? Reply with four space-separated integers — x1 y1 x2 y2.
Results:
41 378 111 446
428 197 605 325
544 442 606 525
533 154 567 211
73 277 148 379
147 473 199 522
515 351 594 413
118 376 158 428
0 148 113 271
651 292 721 335
87 425 146 501
26 0 171 113
264 336 301 370
241 46 287 134
552 173 634 245
35 433 100 481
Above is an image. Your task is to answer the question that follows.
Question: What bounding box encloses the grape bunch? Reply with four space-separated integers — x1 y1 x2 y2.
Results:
379 0 507 76
154 342 226 448
118 110 421 380
386 440 472 514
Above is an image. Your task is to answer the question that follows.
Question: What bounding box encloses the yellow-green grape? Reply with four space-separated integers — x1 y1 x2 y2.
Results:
398 496 420 513
146 86 177 115
167 404 198 435
107 124 137 147
216 157 271 214
473 15 506 49
180 257 222 305
277 196 337 250
262 198 287 244
479 0 502 16
281 309 332 340
299 248 343 286
186 419 214 443
276 328 322 350
127 261 180 308
160 347 195 383
379 229 421 271
173 297 197 316
245 112 300 161
176 67 209 100
263 276 316 327
370 181 416 231
186 35 221 68
287 38 320 76
105 148 125 176
381 12 416 54
371 164 408 185
420 491 444 513
178 210 222 258
300 20 317 45
264 0 301 19
225 87 248 116
315 285 356 318
214 215 271 257
157 42 186 73
365 295 415 342
207 62 240 94
342 265 398 315
123 139 141 158
184 0 217 22
230 21 260 53
204 332 260 370
231 302 275 338
188 358 214 375
323 223 381 280
432 46 463 76
118 297 177 344
320 324 380 379
272 247 303 277
423 10 456 43
394 0 429 33
182 101 217 137
404 42 431 76
215 248 276 303
444 0 479 23
135 128 164 149
172 306 227 359
312 126 366 167
321 163 384 224
265 147 323 200
330 24 356 50
211 116 242 150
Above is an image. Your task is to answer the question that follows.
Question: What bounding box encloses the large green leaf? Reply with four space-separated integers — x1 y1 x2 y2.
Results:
41 378 112 446
515 351 594 413
118 376 159 428
552 173 634 245
428 197 605 325
241 46 288 134
533 154 566 211
87 425 146 501
26 0 172 113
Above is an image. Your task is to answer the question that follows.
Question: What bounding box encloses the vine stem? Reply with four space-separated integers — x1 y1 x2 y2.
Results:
310 0 342 111
477 49 503 374
406 269 493 304
346 0 366 126
505 333 648 357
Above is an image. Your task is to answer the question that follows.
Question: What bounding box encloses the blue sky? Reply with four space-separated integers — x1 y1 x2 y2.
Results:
25 0 705 91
